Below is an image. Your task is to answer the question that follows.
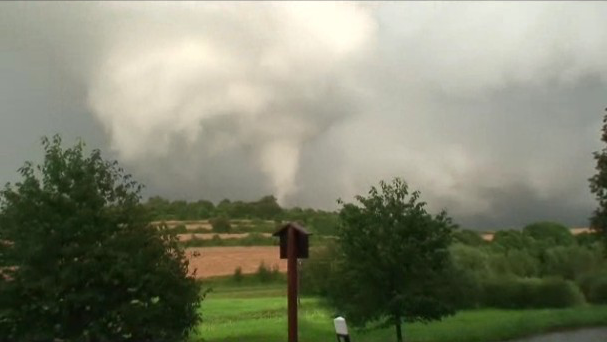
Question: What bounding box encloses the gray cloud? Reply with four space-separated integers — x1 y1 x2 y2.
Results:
1 2 606 228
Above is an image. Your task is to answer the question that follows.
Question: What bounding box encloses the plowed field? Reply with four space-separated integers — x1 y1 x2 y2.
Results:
186 246 286 279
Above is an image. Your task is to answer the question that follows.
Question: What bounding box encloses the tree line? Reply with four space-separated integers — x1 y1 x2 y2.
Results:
144 196 340 235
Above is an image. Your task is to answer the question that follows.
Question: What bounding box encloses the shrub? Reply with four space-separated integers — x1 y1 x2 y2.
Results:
211 234 224 245
233 267 244 283
576 232 601 247
256 261 280 283
588 277 607 304
173 224 188 234
542 245 604 280
257 262 272 283
535 278 585 308
300 245 338 295
210 216 231 233
578 272 607 304
481 277 584 309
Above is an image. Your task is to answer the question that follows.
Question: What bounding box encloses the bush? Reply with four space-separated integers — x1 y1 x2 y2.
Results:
300 245 338 295
434 260 483 310
542 245 604 280
588 278 607 304
576 232 601 247
0 136 202 341
481 277 584 309
173 224 188 234
256 261 280 283
210 216 231 233
535 278 585 308
578 272 607 304
233 267 244 283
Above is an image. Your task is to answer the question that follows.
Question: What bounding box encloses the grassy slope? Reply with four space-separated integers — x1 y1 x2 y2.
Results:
191 278 607 342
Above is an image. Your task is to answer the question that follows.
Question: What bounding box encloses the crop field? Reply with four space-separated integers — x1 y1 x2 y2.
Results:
153 220 214 230
178 233 273 241
190 278 607 342
187 246 286 278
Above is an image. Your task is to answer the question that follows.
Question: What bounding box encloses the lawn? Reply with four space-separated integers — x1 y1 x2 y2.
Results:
190 278 607 342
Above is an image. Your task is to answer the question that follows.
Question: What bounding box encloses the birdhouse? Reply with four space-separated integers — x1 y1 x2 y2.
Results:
272 222 311 259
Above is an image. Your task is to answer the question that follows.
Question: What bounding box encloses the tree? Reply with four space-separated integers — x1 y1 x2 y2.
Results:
590 109 607 248
523 221 574 246
253 195 282 219
0 136 202 341
452 229 486 246
210 216 231 233
491 230 537 251
328 178 457 342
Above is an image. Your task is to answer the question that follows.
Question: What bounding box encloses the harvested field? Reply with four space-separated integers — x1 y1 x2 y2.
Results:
183 223 212 230
186 246 286 279
482 233 494 241
152 220 213 230
177 233 272 241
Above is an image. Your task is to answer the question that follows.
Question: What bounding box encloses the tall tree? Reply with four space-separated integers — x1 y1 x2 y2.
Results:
328 178 457 342
590 109 607 246
0 136 202 341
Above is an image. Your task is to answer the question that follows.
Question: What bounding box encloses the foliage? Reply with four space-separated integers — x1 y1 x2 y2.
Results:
210 216 232 233
233 267 243 283
0 136 201 342
449 244 492 278
523 221 575 246
491 230 537 251
541 245 604 280
142 196 341 236
300 245 339 296
578 271 607 304
181 233 277 248
488 249 540 278
327 178 457 342
452 229 486 246
144 195 286 222
576 232 601 247
481 277 585 309
590 110 607 247
256 262 280 283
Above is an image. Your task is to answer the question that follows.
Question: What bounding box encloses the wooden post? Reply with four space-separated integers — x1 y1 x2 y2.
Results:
272 222 310 342
287 226 298 342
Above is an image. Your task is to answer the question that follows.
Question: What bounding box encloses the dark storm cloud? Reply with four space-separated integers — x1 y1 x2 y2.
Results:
1 2 606 228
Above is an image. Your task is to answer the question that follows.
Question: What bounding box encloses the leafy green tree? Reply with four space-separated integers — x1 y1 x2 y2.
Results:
253 195 282 219
523 221 575 246
576 231 601 247
491 230 538 253
194 200 215 219
452 229 486 246
0 136 201 341
541 245 604 280
590 110 607 247
328 178 457 342
450 243 492 278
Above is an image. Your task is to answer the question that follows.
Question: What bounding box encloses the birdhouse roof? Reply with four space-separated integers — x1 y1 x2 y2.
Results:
272 222 311 237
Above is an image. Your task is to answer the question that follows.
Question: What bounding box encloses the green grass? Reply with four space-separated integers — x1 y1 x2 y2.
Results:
191 280 607 342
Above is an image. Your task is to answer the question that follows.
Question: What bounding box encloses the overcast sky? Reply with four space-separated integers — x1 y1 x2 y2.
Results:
1 2 606 229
